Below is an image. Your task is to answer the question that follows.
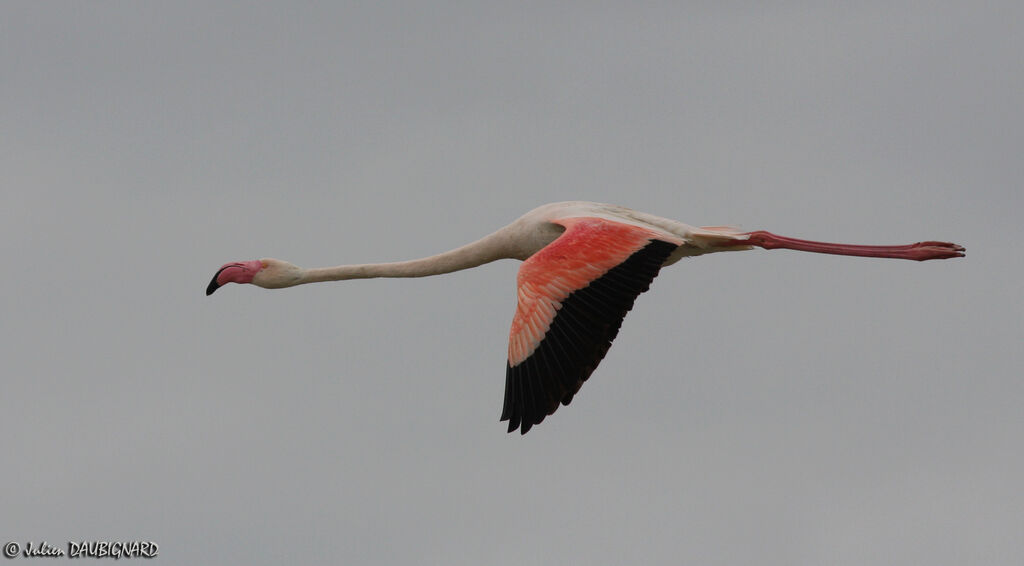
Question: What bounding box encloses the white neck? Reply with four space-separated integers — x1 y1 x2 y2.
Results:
298 227 516 284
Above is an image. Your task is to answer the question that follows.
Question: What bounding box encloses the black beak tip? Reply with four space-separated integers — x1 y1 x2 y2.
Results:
206 275 221 296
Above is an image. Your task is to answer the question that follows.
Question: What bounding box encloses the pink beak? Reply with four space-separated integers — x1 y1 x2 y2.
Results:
206 260 263 295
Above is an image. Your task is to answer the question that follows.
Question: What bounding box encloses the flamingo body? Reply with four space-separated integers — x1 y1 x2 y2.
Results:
207 201 964 434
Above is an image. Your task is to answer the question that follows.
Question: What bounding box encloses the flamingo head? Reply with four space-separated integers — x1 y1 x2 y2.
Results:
206 258 302 295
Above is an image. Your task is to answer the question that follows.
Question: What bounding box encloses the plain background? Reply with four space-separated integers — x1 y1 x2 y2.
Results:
2 2 1021 564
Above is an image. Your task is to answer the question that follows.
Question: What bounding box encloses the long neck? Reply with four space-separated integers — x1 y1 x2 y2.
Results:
299 227 515 283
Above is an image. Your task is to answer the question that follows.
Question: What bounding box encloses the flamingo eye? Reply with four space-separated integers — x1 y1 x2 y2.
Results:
260 260 269 269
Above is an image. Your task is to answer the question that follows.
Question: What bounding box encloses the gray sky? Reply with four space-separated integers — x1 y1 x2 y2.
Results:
2 2 1021 564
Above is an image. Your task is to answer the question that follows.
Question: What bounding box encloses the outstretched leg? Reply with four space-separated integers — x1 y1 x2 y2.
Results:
741 231 965 261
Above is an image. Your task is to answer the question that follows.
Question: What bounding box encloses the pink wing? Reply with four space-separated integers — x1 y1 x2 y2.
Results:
501 217 681 434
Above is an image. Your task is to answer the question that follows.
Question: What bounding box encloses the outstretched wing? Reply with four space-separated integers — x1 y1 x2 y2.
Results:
501 216 680 434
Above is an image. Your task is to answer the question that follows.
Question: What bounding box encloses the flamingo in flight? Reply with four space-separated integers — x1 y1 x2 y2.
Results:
207 201 964 434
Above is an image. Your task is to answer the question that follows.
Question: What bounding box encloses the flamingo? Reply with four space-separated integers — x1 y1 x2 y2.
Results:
206 201 964 434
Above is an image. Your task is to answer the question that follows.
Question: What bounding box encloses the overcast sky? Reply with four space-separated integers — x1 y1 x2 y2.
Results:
2 2 1021 564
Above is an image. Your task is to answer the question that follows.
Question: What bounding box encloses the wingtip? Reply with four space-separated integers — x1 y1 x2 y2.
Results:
502 414 524 434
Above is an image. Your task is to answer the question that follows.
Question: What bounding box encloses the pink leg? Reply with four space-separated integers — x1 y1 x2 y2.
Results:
742 231 965 261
